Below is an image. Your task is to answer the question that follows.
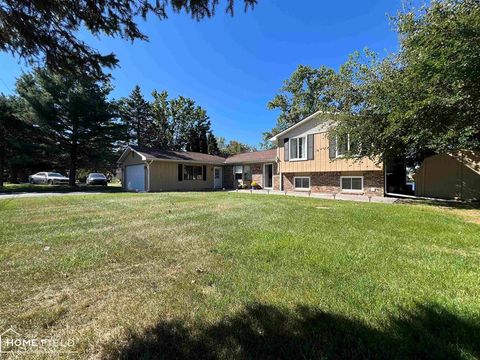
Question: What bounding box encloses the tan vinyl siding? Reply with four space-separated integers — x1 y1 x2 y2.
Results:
277 132 382 173
149 161 215 191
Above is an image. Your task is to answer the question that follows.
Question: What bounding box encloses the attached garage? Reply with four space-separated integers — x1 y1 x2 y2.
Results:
117 146 226 192
125 164 145 192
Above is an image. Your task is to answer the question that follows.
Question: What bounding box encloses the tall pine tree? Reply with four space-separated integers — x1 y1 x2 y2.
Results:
16 68 124 186
119 85 153 147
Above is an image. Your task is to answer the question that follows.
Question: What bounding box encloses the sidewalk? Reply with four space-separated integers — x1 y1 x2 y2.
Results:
231 189 399 204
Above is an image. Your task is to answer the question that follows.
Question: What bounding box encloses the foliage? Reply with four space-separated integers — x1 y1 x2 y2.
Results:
217 137 256 156
267 0 480 163
335 0 480 162
0 0 257 79
119 87 221 155
16 68 126 186
0 95 50 185
118 85 154 147
263 65 338 142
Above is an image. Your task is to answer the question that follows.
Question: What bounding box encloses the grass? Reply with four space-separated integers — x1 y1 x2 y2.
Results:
0 192 479 359
0 182 122 193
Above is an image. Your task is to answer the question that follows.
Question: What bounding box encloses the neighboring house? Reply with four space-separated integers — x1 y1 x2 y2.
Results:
414 151 480 200
269 111 384 196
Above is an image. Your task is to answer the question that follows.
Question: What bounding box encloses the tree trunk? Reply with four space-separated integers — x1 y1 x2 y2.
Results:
69 130 78 187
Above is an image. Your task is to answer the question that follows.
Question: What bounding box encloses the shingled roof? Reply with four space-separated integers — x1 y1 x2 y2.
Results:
126 146 226 164
224 149 277 164
119 146 277 165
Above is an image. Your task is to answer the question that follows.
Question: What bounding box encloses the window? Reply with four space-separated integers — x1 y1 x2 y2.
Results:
184 165 203 180
290 136 306 160
336 134 359 157
234 165 243 180
214 168 220 179
294 177 310 190
243 165 252 181
340 176 363 192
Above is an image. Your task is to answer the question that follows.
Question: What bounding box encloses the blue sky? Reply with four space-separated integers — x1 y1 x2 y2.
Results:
0 1 403 147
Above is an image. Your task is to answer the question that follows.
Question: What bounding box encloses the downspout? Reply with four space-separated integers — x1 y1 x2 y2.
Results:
146 160 154 192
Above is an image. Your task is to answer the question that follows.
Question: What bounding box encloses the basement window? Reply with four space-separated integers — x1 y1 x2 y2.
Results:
340 176 363 192
294 177 310 190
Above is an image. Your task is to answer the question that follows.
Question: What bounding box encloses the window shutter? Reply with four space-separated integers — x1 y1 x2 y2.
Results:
203 165 207 181
284 138 289 161
307 134 314 160
178 164 183 181
329 136 336 159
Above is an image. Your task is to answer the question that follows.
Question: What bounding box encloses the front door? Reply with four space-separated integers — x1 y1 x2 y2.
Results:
214 167 222 189
264 163 273 188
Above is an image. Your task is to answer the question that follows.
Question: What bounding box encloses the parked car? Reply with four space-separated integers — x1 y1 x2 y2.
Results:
86 173 108 186
29 172 69 185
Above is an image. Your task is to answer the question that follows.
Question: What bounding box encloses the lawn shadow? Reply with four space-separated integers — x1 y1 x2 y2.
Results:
114 303 479 359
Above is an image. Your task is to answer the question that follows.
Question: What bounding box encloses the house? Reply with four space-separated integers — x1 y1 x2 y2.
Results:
117 146 277 192
269 111 384 196
117 111 385 195
414 151 480 200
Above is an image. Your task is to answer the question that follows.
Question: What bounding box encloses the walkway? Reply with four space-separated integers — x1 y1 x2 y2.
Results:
231 189 399 204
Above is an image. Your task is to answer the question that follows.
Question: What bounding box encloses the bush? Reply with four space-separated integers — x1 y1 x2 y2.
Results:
251 181 261 189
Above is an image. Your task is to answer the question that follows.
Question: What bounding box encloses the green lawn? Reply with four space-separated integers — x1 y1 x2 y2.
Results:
0 193 479 359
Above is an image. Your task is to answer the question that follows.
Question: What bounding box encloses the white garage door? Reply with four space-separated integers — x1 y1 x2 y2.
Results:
125 164 145 191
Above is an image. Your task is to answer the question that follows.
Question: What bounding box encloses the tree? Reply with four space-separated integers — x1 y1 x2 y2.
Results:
16 68 125 186
207 130 220 155
149 90 173 149
0 95 48 185
264 65 339 142
0 0 257 79
217 137 255 156
119 86 154 147
334 0 480 162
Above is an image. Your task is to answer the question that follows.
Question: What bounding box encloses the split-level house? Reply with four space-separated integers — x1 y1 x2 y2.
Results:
269 111 384 196
117 111 385 195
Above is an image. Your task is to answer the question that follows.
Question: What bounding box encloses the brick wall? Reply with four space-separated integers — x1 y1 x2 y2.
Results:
250 163 263 187
282 171 384 196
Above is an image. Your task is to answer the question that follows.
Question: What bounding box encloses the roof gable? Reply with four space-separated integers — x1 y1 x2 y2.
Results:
269 111 338 141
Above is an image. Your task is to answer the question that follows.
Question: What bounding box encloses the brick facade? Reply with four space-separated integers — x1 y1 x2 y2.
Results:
282 171 384 196
224 162 278 189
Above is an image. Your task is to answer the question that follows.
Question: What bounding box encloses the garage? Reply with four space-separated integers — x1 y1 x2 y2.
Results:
125 164 145 191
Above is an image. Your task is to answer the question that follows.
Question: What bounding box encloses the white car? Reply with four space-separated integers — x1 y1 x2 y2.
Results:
29 172 69 185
